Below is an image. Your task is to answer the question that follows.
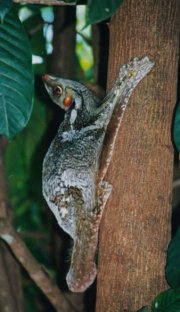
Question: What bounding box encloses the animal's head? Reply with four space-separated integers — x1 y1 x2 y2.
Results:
42 74 99 116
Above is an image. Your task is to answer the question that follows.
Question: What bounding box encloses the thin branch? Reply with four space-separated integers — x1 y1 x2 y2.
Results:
18 230 48 240
0 137 77 311
13 0 75 5
76 31 92 46
0 223 75 312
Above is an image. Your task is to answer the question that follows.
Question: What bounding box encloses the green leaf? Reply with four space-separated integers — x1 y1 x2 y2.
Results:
86 0 123 26
0 9 34 138
165 226 180 289
173 102 180 151
0 0 12 22
152 288 180 312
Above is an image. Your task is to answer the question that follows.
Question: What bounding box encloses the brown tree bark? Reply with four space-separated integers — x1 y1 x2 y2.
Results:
96 1 180 312
0 137 23 312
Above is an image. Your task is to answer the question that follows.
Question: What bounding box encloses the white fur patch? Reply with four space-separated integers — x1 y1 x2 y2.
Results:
60 208 68 218
70 109 77 125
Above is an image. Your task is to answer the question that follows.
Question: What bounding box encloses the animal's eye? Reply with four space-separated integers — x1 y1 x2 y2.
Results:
53 86 62 96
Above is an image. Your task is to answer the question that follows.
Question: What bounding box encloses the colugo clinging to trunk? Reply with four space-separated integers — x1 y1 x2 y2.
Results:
42 56 154 292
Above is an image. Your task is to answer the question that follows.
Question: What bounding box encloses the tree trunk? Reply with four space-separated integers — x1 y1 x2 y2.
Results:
96 1 180 311
0 137 23 312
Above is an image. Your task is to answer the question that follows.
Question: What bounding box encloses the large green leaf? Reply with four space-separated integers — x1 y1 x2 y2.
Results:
0 0 12 22
165 226 180 289
173 102 180 151
152 288 180 312
0 9 33 138
86 0 123 26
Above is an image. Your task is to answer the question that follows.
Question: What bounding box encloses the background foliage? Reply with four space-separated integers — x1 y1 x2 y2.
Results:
0 1 180 312
174 102 180 152
0 9 33 137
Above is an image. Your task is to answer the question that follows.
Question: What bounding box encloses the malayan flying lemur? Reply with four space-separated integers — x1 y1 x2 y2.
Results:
42 56 154 292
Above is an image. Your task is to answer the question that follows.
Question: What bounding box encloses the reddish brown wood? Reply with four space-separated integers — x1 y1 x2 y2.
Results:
96 1 180 311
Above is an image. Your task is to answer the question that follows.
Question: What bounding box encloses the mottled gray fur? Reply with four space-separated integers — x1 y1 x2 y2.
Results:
42 56 154 292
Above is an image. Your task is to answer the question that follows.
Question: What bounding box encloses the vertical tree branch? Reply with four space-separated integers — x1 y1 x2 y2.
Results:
92 22 109 89
49 6 76 78
96 1 180 311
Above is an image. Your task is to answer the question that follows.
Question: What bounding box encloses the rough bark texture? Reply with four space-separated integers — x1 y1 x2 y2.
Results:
96 1 180 312
0 137 23 312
